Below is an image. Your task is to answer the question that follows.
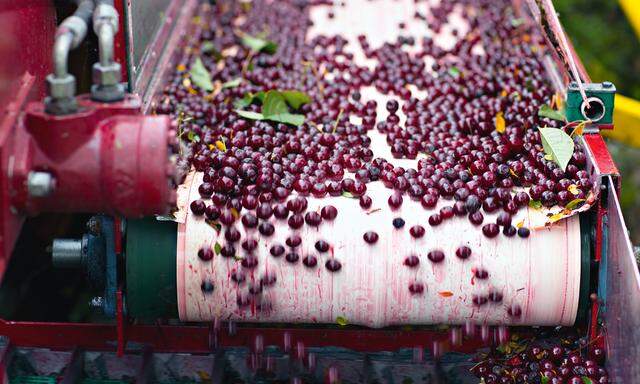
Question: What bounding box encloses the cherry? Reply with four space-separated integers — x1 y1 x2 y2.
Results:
205 205 221 220
508 304 523 318
428 213 442 226
503 225 517 237
404 255 420 268
256 203 273 219
261 272 277 286
427 250 445 263
315 240 330 252
482 223 500 238
270 244 285 257
388 192 403 210
321 205 338 220
518 227 531 238
286 235 302 248
409 225 425 238
220 244 235 258
198 182 214 198
201 280 214 293
305 211 322 226
303 255 318 267
241 213 258 228
285 252 300 263
392 217 405 228
225 227 241 242
288 214 304 229
198 247 214 261
363 231 379 244
273 204 289 219
241 254 258 269
472 295 488 306
455 246 472 259
359 195 373 209
469 211 484 225
408 281 424 295
325 259 342 272
421 194 438 209
287 197 308 214
258 222 275 236
241 238 258 252
190 200 206 216
488 290 503 302
231 270 246 284
496 212 512 227
474 268 489 279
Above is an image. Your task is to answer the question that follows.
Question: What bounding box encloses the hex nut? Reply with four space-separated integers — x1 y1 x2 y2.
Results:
46 74 76 100
92 62 121 87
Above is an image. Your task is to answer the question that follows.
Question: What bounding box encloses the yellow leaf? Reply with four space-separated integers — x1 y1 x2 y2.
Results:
176 64 186 72
565 198 585 211
336 316 348 326
500 90 508 98
509 168 519 178
568 184 580 195
544 154 553 161
495 111 506 134
547 212 566 224
230 208 240 219
570 120 587 137
208 144 215 150
215 140 227 151
438 291 454 297
516 219 525 228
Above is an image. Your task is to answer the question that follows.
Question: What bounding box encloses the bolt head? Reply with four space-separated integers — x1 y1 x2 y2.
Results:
27 172 55 197
92 62 122 86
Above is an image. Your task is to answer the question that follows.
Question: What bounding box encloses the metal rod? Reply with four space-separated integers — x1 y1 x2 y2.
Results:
96 22 114 66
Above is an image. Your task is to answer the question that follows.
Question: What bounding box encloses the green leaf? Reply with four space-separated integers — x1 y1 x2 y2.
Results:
448 66 461 77
336 315 348 326
281 90 311 110
214 242 222 255
262 90 289 116
189 56 214 92
241 34 278 54
581 377 594 384
511 18 525 27
187 130 201 142
222 78 242 88
565 198 586 211
235 110 304 126
342 191 355 198
529 200 542 209
200 41 223 60
539 127 575 171
541 377 550 384
233 91 266 109
235 110 265 120
538 104 567 122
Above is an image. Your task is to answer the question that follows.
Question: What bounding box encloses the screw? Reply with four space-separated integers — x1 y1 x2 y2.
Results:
602 81 613 88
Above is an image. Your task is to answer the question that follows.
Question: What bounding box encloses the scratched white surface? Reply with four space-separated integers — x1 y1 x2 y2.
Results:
174 0 582 327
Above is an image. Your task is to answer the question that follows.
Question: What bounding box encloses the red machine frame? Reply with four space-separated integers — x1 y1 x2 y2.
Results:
0 0 633 380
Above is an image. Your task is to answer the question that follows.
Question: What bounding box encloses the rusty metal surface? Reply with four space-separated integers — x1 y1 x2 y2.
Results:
603 176 640 383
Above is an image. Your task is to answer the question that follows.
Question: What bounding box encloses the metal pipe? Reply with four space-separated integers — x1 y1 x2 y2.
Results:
96 22 114 66
53 32 74 78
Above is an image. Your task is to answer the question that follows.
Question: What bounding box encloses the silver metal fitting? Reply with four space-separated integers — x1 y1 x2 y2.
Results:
52 238 86 268
89 296 104 309
92 3 119 34
92 62 121 86
61 15 89 49
581 97 606 122
27 171 56 197
46 73 76 100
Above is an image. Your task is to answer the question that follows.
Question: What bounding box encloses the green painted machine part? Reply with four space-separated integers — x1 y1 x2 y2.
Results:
566 81 616 124
125 218 178 320
124 216 593 325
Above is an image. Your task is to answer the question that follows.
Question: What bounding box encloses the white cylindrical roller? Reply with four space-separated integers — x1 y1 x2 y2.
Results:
176 172 582 327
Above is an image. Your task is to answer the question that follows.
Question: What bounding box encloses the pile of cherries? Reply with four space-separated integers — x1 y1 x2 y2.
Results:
472 342 608 384
162 0 592 301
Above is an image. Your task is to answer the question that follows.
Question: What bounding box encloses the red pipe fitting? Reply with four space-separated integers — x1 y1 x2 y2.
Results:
11 94 176 217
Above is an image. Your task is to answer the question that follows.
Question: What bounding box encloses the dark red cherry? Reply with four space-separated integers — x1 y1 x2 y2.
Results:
428 213 442 226
315 240 330 252
198 247 214 261
482 223 500 238
408 281 424 294
190 200 206 216
363 231 379 244
427 250 445 263
455 246 471 259
325 259 342 272
305 211 322 227
258 222 275 236
404 255 420 268
321 205 338 220
286 235 302 248
409 225 425 238
270 244 285 257
285 252 300 263
303 255 318 268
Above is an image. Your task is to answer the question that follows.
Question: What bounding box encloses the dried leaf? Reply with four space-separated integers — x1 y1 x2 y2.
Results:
230 208 240 219
215 140 227 151
539 127 575 171
189 56 214 92
568 184 580 195
438 291 454 297
538 104 566 122
495 111 506 133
